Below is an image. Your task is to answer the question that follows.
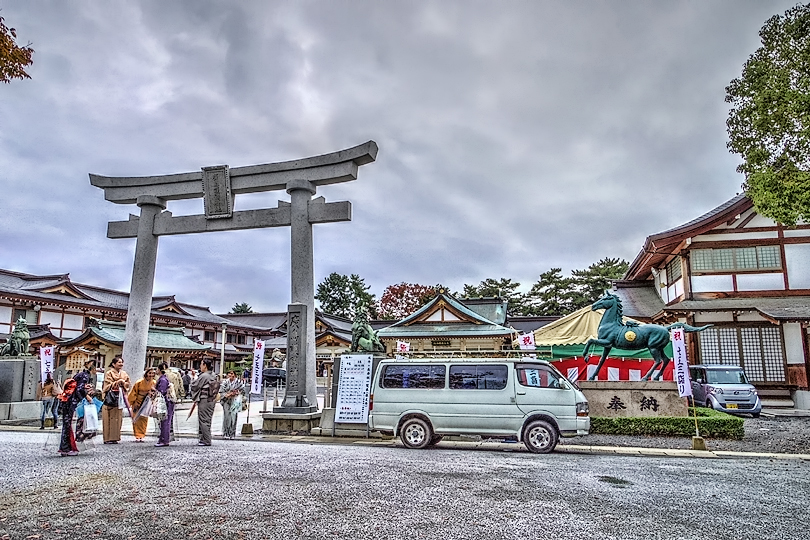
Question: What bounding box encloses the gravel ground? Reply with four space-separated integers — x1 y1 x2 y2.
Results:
1 430 809 540
559 415 810 454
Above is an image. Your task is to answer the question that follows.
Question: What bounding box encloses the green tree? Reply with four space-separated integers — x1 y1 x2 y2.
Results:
522 268 574 316
230 302 253 314
0 15 34 83
460 277 525 315
569 257 629 307
520 257 629 316
315 272 377 319
378 282 439 320
726 4 810 226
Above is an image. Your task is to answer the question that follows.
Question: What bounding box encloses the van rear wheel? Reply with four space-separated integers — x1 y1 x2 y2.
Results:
428 435 443 447
524 420 558 454
400 418 432 449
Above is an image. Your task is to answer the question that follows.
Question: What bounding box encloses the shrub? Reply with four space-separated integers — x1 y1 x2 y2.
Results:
590 408 744 439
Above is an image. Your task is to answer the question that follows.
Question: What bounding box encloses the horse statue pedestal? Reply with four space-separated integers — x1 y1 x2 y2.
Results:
578 381 687 418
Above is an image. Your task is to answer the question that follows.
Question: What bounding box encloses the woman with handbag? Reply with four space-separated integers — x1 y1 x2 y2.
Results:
128 367 156 442
219 370 245 440
38 374 59 430
154 362 175 447
102 357 131 444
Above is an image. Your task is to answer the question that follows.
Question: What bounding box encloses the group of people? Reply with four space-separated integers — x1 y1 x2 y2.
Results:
45 357 247 456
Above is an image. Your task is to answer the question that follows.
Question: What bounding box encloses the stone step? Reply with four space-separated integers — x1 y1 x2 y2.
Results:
760 398 795 408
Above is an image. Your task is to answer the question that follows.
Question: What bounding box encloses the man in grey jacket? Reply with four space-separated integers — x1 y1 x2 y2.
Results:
190 360 218 446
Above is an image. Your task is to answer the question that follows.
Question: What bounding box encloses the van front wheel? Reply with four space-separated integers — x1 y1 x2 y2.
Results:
524 420 558 454
401 418 432 449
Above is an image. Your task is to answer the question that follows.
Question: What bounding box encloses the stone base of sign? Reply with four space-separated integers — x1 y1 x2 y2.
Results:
311 407 383 437
792 390 810 410
261 411 321 434
0 401 41 422
578 381 688 418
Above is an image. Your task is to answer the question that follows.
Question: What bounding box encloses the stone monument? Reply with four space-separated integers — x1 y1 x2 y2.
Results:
0 318 39 420
90 141 378 414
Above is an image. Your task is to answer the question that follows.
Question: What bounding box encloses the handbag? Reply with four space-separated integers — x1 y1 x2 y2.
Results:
152 393 167 420
103 387 120 408
117 387 125 410
134 396 153 421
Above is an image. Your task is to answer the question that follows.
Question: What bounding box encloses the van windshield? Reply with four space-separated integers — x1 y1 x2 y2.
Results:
705 369 749 384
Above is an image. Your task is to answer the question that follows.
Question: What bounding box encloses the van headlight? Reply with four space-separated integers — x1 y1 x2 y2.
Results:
576 402 589 417
707 386 723 395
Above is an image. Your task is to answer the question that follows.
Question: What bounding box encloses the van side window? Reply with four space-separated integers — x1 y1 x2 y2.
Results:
449 365 508 390
516 364 563 389
382 365 446 389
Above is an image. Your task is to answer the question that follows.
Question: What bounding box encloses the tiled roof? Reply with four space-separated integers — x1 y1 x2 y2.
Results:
663 296 810 322
378 322 515 338
625 194 753 281
611 281 666 320
218 312 287 332
61 320 211 351
506 316 560 334
460 297 509 325
0 268 263 331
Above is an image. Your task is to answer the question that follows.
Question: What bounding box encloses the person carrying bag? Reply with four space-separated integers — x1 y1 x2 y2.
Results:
102 357 131 445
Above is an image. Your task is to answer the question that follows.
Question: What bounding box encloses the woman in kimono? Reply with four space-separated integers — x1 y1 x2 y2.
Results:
128 367 156 442
154 362 175 447
219 370 244 439
38 374 59 430
102 356 130 444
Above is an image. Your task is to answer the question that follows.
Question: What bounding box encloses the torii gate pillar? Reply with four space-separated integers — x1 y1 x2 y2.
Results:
90 142 378 410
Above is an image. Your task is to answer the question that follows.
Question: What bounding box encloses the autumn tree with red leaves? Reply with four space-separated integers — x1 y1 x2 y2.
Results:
378 282 440 320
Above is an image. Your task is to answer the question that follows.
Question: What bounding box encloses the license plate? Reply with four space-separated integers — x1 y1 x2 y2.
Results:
726 403 738 409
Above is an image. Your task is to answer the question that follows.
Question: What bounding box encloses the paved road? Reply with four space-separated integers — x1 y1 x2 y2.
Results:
1 430 808 540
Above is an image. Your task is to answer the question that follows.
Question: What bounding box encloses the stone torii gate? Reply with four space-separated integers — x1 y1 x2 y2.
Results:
90 141 378 412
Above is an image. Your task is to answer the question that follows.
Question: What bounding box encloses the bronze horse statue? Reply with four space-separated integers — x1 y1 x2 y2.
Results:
582 293 710 381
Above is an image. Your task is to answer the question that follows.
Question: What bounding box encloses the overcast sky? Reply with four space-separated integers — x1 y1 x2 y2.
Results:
0 1 797 314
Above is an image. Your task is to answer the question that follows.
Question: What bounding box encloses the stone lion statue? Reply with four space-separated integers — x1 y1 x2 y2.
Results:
351 303 384 353
1 317 31 356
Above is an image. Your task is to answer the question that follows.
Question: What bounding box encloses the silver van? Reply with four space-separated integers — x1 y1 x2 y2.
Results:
368 358 589 453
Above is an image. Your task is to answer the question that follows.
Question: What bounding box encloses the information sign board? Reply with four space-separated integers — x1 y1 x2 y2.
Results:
335 354 373 423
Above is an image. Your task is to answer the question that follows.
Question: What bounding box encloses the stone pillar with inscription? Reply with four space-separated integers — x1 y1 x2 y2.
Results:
274 303 317 413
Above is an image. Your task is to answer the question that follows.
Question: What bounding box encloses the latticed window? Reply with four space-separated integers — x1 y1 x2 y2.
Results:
665 257 682 283
690 246 782 272
757 245 781 268
698 326 786 383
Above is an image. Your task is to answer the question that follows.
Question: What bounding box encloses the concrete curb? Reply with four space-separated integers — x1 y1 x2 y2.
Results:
3 424 809 461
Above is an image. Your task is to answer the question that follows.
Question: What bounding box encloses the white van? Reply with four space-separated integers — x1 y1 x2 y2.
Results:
369 357 589 453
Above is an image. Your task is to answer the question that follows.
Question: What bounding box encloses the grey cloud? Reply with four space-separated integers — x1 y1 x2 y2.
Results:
0 1 797 312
